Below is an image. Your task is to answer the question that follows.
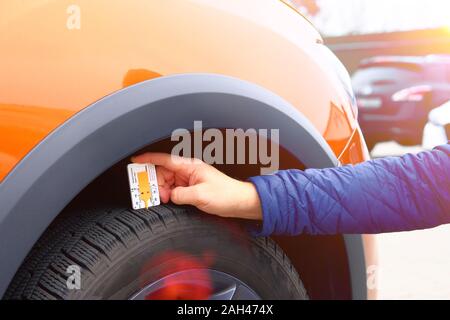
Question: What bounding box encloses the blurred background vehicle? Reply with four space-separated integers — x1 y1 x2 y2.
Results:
422 100 450 149
288 0 450 151
352 55 450 151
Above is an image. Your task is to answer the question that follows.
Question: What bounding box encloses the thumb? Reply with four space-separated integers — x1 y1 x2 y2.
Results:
170 185 202 206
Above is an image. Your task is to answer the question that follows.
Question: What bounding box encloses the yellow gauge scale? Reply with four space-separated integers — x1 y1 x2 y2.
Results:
137 171 152 209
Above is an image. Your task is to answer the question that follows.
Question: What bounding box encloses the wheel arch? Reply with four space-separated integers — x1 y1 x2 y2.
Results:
0 73 365 299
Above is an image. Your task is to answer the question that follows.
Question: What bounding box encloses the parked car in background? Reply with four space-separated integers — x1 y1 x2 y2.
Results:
423 100 450 149
352 55 450 151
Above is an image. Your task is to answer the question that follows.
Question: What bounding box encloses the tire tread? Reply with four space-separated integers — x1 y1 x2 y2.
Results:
5 204 307 299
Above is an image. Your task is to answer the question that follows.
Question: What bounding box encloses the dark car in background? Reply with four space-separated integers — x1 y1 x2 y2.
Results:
352 55 450 150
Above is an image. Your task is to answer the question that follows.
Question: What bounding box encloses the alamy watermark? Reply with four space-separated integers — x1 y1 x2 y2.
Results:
171 121 280 175
366 264 379 291
66 264 81 290
66 4 81 30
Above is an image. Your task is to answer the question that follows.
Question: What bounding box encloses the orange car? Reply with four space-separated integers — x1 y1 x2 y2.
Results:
0 0 376 300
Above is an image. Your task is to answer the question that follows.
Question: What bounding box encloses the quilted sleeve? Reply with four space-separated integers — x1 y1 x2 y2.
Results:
248 143 450 236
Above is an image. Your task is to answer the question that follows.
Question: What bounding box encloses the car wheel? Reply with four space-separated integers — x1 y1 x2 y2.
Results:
5 204 307 300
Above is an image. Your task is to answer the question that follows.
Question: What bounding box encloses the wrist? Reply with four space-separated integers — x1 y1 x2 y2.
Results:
236 182 263 220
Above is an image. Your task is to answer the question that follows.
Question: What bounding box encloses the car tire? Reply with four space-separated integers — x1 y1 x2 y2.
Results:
5 204 307 300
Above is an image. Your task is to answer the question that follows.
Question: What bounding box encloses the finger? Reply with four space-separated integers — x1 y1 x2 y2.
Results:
170 185 202 206
156 166 175 187
175 173 190 187
156 167 175 203
132 152 201 173
158 186 171 203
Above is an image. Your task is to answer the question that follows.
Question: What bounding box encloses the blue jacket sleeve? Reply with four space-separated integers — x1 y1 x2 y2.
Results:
249 143 450 236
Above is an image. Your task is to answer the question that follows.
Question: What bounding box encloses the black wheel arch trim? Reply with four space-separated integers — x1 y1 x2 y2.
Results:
0 73 366 299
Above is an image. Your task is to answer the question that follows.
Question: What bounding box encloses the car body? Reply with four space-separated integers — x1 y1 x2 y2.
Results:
0 0 375 299
352 55 450 150
423 100 450 149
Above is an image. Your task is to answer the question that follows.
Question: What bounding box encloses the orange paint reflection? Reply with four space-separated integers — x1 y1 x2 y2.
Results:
323 102 353 156
122 69 161 88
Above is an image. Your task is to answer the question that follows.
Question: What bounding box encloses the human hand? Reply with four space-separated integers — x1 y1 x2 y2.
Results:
131 153 262 220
